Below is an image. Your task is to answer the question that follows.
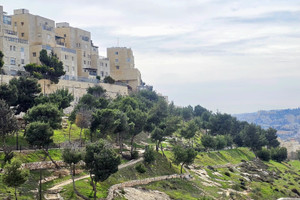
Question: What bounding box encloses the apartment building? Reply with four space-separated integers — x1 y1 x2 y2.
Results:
9 8 78 79
0 6 30 75
55 22 98 79
98 56 110 80
107 47 141 91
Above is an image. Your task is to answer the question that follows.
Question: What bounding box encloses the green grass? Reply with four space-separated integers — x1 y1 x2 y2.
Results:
61 152 180 199
142 178 206 200
0 149 63 164
53 121 84 143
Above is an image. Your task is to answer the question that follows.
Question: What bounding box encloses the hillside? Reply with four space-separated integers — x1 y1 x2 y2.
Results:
234 108 300 142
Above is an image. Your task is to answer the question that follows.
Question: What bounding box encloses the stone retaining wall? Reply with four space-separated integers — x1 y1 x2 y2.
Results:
106 174 187 200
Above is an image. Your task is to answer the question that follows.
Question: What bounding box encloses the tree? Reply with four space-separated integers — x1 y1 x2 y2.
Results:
25 50 65 83
208 113 233 136
9 76 41 114
114 111 130 155
2 159 29 200
271 147 287 162
0 99 19 144
181 105 193 121
0 84 18 106
241 124 267 151
25 122 59 168
201 134 216 151
265 128 280 149
84 140 121 200
194 105 207 117
62 147 85 199
144 145 155 164
103 76 115 84
215 135 227 150
87 85 106 98
173 145 197 173
24 103 62 129
75 107 92 145
257 148 271 161
180 120 198 146
35 88 74 110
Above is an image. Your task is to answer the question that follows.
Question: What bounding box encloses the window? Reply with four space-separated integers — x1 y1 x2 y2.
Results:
83 52 86 57
10 45 12 51
13 46 16 51
21 22 24 26
20 47 24 52
10 58 16 65
21 59 25 64
14 22 17 26
105 63 108 67
84 60 86 64
33 52 36 57
127 58 131 62
116 66 120 70
65 65 69 72
115 59 118 62
100 62 103 66
115 52 118 55
65 55 68 60
72 56 74 61
101 71 104 76
21 32 24 37
64 34 66 37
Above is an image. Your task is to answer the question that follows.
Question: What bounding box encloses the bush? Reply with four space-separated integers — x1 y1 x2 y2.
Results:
225 171 231 177
144 145 155 164
103 76 115 84
131 150 139 159
271 147 287 162
257 148 271 161
135 164 146 173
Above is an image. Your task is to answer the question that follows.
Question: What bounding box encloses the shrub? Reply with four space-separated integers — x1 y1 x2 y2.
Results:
135 164 146 173
257 148 271 161
271 147 287 162
104 76 115 84
131 150 139 159
144 145 155 164
225 171 231 177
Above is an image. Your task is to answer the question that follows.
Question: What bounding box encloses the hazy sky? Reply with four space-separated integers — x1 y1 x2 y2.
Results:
1 0 300 114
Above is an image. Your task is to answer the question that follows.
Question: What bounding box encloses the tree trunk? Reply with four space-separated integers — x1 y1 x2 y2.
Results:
90 174 97 200
130 135 135 157
15 187 17 200
70 165 90 200
181 163 185 174
119 133 123 155
160 143 165 157
42 149 60 169
155 141 159 152
16 131 19 150
68 123 72 143
79 128 83 147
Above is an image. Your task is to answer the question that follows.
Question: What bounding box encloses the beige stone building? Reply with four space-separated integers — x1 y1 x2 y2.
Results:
0 6 30 75
55 22 98 79
98 56 110 80
107 47 141 91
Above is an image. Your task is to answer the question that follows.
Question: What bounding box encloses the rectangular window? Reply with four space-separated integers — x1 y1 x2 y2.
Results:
116 66 120 70
10 45 12 51
115 59 118 62
14 22 17 26
13 46 16 51
21 33 24 37
20 47 24 52
115 52 118 55
65 55 68 60
72 56 74 61
84 60 86 64
105 63 107 67
64 34 66 37
10 58 16 65
33 52 36 57
21 59 25 64
65 65 69 72
21 22 24 26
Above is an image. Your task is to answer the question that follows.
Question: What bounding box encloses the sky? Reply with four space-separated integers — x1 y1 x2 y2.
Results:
1 0 300 114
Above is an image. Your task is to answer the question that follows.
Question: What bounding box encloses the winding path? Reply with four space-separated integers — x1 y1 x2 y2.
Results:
49 157 144 190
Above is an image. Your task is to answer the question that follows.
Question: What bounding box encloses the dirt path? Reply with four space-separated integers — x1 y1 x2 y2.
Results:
49 157 144 190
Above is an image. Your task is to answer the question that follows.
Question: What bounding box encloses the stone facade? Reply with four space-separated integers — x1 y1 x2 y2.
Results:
0 6 30 75
107 47 142 91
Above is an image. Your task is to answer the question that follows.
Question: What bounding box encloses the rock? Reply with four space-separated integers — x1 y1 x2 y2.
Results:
212 172 223 177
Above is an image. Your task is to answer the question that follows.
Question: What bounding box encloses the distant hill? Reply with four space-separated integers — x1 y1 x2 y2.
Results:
234 108 300 142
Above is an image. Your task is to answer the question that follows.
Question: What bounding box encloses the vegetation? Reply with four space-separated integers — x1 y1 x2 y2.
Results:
24 49 65 84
